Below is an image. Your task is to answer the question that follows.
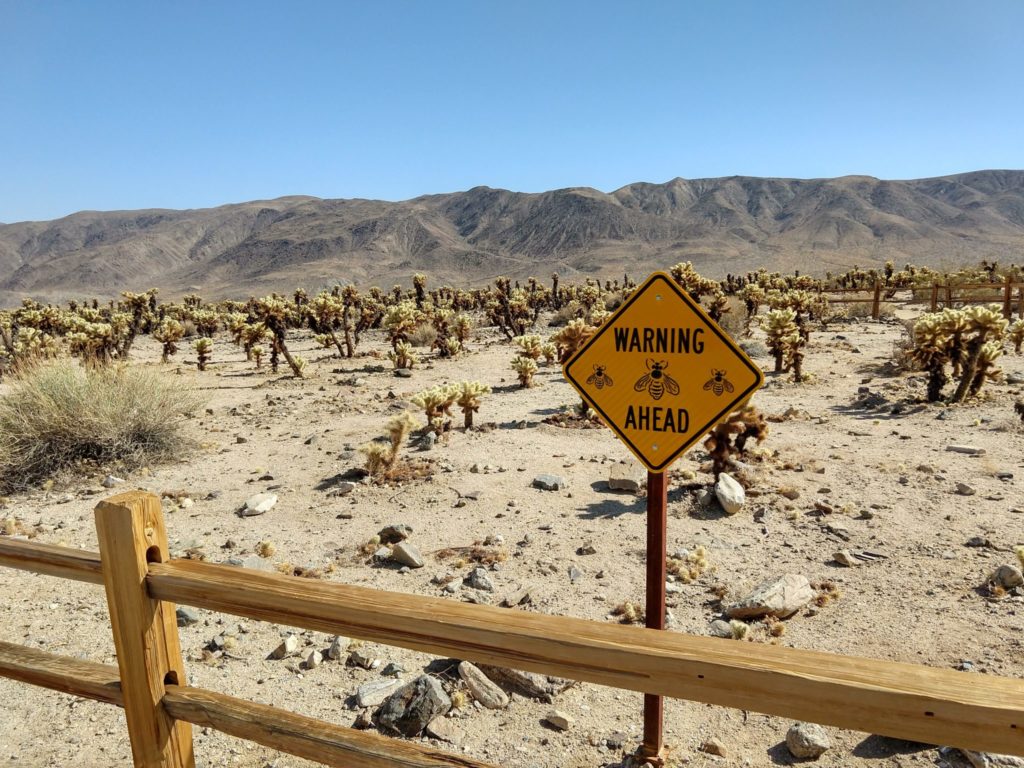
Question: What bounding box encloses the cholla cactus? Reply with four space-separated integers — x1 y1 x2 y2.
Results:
550 319 596 364
513 334 544 360
411 384 458 434
194 337 212 371
389 340 418 370
240 323 267 363
442 337 461 357
382 300 420 349
911 305 1008 402
153 318 184 363
540 342 558 365
251 345 264 369
1009 319 1024 354
950 305 1007 403
360 412 419 480
253 296 304 378
512 355 538 388
761 308 801 375
452 314 473 344
910 312 950 401
738 284 766 333
455 381 491 428
703 406 769 480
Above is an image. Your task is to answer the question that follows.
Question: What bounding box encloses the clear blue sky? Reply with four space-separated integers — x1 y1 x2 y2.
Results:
2 1 1022 223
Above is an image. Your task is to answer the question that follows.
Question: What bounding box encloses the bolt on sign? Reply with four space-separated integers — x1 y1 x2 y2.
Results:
564 271 764 472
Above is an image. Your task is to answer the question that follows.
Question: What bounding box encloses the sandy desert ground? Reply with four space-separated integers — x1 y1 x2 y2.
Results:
1 305 1022 768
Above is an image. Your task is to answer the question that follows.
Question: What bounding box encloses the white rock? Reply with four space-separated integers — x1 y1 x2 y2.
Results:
101 475 125 488
607 462 642 493
240 493 277 516
726 574 815 619
715 473 745 515
269 634 298 660
544 710 572 730
961 750 1024 767
327 635 349 660
993 564 1023 589
356 677 404 708
304 650 323 669
786 722 831 759
178 497 195 509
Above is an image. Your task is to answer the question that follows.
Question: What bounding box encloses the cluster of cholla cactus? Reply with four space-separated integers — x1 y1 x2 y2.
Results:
252 296 305 377
411 381 492 432
389 341 418 370
360 412 419 480
455 381 491 428
910 305 1009 402
761 308 805 380
703 406 769 479
670 261 730 322
153 318 184 363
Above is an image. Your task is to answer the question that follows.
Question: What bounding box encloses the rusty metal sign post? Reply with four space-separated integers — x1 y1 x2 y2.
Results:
563 271 764 764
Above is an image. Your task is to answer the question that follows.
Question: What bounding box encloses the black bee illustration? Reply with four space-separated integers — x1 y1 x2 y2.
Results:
634 359 680 400
703 369 734 396
586 364 613 389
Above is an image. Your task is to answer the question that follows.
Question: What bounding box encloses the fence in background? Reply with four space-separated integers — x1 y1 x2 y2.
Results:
0 491 1022 767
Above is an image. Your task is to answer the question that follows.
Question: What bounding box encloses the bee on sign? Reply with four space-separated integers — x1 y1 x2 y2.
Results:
703 369 734 396
634 359 679 401
586 364 613 389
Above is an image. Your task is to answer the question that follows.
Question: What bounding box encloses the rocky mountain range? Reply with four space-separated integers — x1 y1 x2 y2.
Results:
2 170 1023 303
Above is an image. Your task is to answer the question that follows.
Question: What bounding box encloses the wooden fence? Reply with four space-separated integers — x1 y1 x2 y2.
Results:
820 276 1024 320
1 491 1022 766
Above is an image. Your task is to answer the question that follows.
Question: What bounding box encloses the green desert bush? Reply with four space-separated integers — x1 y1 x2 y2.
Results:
0 360 202 491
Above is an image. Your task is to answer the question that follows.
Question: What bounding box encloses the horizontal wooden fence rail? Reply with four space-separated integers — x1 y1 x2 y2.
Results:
0 641 495 768
2 534 1022 757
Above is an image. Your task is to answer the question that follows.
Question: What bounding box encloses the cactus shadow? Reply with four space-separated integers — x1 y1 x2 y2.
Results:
851 735 932 758
578 498 647 519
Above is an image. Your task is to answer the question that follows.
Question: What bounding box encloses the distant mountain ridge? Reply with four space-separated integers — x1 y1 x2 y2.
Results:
2 170 1023 303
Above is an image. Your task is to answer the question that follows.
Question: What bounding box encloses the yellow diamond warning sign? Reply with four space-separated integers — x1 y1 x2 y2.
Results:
564 271 764 472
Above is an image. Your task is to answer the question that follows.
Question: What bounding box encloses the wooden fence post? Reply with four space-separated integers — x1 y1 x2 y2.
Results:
1003 275 1013 319
930 283 938 312
945 284 953 309
871 281 881 320
95 491 194 768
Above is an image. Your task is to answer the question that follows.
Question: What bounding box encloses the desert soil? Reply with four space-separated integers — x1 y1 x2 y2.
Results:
1 306 1022 768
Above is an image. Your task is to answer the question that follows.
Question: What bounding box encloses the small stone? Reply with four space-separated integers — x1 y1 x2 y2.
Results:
576 542 597 556
378 524 413 544
726 574 815 619
947 445 986 455
426 716 465 744
700 738 728 757
708 619 733 638
304 650 323 669
101 475 125 488
179 497 195 509
390 542 425 568
467 567 494 592
394 368 413 378
715 473 745 515
269 634 299 660
176 606 201 627
347 647 377 669
533 474 568 491
381 662 405 677
329 481 356 497
956 483 977 497
327 636 349 660
240 493 277 516
544 710 572 731
786 722 831 759
993 565 1024 589
356 677 404 708
458 661 509 709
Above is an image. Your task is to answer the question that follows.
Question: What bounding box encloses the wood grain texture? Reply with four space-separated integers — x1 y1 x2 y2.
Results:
148 558 1024 756
0 640 123 706
0 538 103 585
162 685 497 768
95 492 195 768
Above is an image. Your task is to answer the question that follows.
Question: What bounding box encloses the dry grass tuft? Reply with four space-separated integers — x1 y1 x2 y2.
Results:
611 601 645 624
812 579 842 607
434 543 508 567
0 360 202 492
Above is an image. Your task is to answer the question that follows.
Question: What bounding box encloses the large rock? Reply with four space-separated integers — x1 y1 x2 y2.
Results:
607 462 642 492
376 675 451 736
715 473 745 515
239 493 277 517
961 750 1024 767
786 722 831 759
725 574 815 619
467 567 494 592
478 665 574 702
993 564 1023 589
458 661 509 709
378 524 413 544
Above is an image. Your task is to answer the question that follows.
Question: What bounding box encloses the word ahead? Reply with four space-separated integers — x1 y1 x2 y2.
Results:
564 272 764 472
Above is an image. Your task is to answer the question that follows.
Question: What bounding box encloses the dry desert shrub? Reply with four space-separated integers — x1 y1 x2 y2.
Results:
0 359 202 491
